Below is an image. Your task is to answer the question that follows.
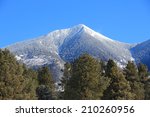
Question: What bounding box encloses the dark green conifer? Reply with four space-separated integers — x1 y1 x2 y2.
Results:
138 63 148 82
37 66 55 99
103 59 134 100
36 85 53 100
64 54 109 100
124 61 145 100
145 79 150 100
0 49 36 99
23 67 39 99
124 61 139 81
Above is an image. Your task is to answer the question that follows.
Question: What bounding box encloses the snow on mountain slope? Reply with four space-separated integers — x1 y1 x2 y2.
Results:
59 24 134 67
131 39 150 69
6 24 136 81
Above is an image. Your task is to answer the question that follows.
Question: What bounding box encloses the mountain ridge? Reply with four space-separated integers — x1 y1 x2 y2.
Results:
5 24 149 81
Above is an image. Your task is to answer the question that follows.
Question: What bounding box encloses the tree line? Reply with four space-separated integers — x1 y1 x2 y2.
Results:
0 49 54 99
0 49 150 100
62 54 150 100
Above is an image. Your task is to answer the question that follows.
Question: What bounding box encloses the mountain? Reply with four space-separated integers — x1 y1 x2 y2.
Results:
131 39 150 69
5 24 148 81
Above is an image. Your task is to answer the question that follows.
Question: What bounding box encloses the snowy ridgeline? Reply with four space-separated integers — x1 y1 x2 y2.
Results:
5 24 150 81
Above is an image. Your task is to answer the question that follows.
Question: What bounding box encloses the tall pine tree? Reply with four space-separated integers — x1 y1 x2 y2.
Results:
124 61 145 100
103 59 134 100
138 63 148 82
0 49 37 99
124 61 139 81
36 66 55 100
64 54 108 100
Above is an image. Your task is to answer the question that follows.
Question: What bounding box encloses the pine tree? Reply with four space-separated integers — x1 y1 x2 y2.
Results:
103 59 134 100
130 81 145 99
38 66 53 86
0 49 36 99
22 66 39 99
124 61 145 100
36 85 53 100
138 63 148 82
64 54 109 100
105 59 118 78
145 79 150 100
124 61 139 81
36 66 55 100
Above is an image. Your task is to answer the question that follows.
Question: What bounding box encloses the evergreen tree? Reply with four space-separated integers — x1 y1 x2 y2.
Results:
130 81 145 99
103 59 134 100
36 66 55 100
23 67 39 99
145 79 150 100
124 61 145 100
124 61 139 81
38 66 53 86
0 49 36 99
64 54 109 100
36 85 53 100
138 63 148 82
105 59 118 78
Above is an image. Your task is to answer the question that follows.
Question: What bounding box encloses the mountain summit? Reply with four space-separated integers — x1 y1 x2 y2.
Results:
6 24 149 81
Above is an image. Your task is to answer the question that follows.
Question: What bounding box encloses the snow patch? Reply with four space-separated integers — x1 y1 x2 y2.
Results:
15 55 21 60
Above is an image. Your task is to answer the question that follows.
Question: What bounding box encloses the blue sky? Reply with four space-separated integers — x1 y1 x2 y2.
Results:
0 0 150 47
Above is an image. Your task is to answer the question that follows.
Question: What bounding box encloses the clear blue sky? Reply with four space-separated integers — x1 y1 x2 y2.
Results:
0 0 150 47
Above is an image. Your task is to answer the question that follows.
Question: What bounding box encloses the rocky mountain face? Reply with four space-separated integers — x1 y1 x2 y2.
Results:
5 24 149 81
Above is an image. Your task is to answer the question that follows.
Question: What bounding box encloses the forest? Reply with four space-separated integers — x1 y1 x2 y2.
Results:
0 49 150 100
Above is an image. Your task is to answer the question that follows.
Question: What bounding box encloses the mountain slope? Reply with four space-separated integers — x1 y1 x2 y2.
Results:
59 25 134 65
131 39 150 69
6 24 137 81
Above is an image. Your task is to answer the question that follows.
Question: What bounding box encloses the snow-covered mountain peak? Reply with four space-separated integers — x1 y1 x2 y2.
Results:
6 24 142 81
72 24 88 29
70 24 114 42
38 24 115 45
71 24 95 33
70 24 95 34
